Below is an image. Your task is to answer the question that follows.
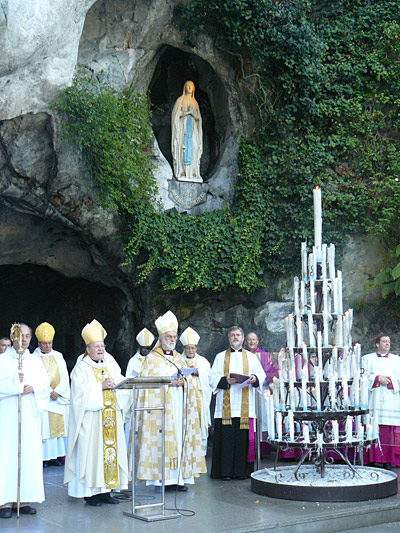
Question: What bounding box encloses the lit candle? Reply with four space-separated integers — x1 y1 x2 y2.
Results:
313 186 322 252
346 415 353 442
302 373 308 411
276 412 283 441
303 423 310 443
308 311 314 347
342 374 349 408
288 410 295 442
315 367 321 411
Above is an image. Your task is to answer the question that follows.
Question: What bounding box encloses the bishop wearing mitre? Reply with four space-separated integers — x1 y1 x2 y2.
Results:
64 319 129 506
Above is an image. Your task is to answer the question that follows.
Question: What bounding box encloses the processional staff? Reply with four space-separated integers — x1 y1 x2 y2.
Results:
10 323 24 519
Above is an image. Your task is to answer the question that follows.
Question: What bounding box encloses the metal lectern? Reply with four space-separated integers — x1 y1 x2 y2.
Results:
115 376 181 522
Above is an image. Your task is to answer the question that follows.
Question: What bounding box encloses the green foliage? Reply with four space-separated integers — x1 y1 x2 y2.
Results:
55 1 400 293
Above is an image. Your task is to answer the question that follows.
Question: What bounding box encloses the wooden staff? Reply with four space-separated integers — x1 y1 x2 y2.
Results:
10 323 24 519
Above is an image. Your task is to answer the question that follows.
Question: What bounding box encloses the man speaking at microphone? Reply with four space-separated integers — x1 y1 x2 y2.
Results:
136 311 205 491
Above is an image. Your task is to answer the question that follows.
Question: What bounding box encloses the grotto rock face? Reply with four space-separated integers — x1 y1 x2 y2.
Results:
0 0 393 363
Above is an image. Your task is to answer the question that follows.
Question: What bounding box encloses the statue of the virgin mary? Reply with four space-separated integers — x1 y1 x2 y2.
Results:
171 81 203 182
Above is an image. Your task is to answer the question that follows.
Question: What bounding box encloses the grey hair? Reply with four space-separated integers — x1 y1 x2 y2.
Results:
228 326 244 337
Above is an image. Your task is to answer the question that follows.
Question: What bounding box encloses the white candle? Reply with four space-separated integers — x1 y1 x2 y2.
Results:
346 416 353 442
302 373 308 411
367 423 373 440
328 243 336 280
288 410 295 442
269 391 275 439
301 242 308 281
289 314 295 348
353 370 360 409
344 345 350 377
354 343 361 373
313 186 322 252
336 315 343 347
337 270 343 314
360 375 368 409
310 280 316 313
308 311 314 347
294 276 299 313
312 245 318 277
332 347 338 375
332 420 339 443
272 377 279 408
303 423 310 443
289 368 296 410
296 313 302 348
276 412 283 441
348 309 354 347
357 419 364 441
317 331 323 368
302 344 309 380
329 372 336 410
308 252 314 280
315 367 321 411
300 280 306 313
372 413 379 439
285 316 291 348
342 374 349 408
264 390 270 435
278 371 285 410
321 243 327 279
323 310 329 346
332 277 338 313
323 279 328 312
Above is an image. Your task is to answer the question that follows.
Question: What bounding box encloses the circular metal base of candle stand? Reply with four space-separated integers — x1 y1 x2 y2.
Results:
251 466 398 502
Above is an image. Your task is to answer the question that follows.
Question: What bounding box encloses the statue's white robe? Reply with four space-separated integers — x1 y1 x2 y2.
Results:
64 353 129 498
33 347 70 460
0 347 50 506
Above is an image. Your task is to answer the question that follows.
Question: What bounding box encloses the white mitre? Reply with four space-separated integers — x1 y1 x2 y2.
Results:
155 310 178 335
136 328 155 347
179 326 200 347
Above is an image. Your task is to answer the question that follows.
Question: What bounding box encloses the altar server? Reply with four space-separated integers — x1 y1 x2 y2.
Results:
33 322 70 467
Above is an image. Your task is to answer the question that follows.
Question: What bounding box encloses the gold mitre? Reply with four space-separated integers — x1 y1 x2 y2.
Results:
136 328 155 347
155 310 178 335
179 326 200 346
35 322 55 342
81 319 107 346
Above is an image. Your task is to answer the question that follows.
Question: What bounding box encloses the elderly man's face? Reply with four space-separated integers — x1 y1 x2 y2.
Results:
229 329 244 350
13 325 32 352
161 331 177 352
39 340 53 354
246 333 259 352
0 338 11 353
376 336 390 354
87 342 105 361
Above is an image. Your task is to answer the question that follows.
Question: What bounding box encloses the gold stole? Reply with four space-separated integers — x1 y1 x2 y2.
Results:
222 348 250 430
93 367 119 489
41 355 65 438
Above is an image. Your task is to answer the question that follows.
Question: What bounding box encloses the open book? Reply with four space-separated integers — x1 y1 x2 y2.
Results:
171 367 198 379
229 373 250 384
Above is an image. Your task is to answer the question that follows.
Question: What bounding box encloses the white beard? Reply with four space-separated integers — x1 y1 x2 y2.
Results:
163 342 176 352
230 341 243 350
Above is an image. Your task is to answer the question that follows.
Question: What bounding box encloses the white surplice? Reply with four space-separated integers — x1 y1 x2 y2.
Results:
32 347 70 460
0 347 50 506
64 352 130 498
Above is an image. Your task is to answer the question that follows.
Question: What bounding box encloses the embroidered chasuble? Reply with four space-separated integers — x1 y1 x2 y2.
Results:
93 367 119 489
136 347 206 481
41 355 65 438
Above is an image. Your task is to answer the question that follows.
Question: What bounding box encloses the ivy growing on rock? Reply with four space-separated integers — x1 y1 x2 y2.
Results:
55 0 400 293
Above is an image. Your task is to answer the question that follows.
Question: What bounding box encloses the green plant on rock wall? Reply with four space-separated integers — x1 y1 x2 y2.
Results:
54 0 400 294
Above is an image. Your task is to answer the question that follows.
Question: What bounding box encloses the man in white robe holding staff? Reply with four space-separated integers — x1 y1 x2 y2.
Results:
0 323 50 519
64 319 129 506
